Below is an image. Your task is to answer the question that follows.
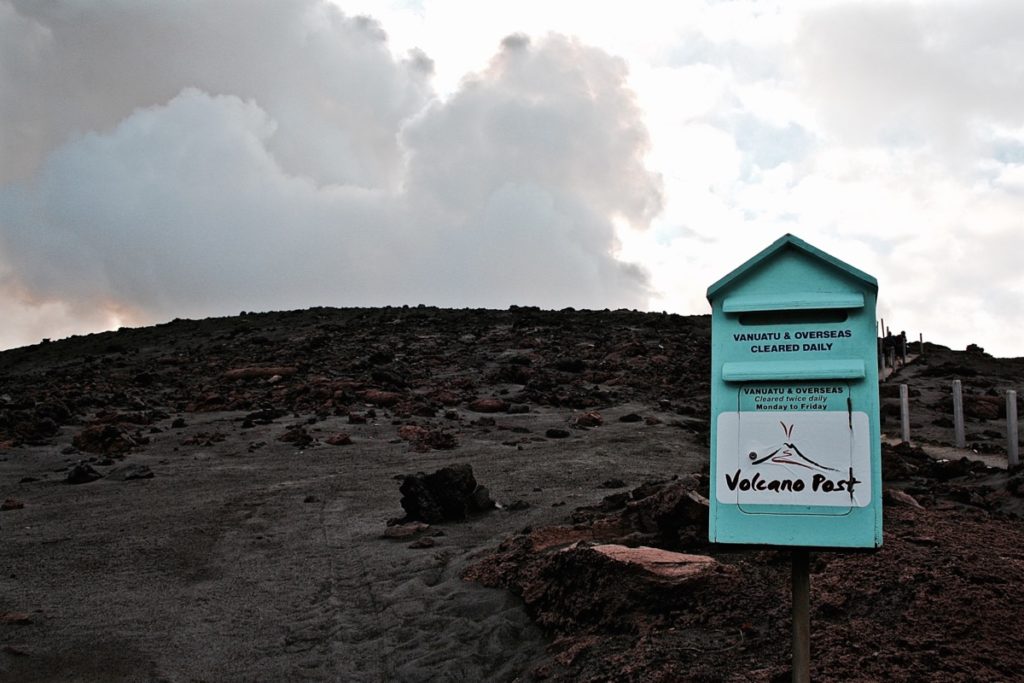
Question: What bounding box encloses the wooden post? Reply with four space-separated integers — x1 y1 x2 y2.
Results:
1008 390 1019 468
952 380 966 449
919 333 924 358
900 383 910 444
900 335 907 366
792 549 810 683
877 338 884 371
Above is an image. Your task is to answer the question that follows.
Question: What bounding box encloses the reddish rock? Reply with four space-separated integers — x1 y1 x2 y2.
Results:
398 425 429 442
469 398 508 413
72 424 139 455
396 425 458 451
0 612 32 625
277 427 314 448
573 412 603 428
1 498 25 511
325 432 352 446
962 394 1003 420
363 389 402 407
420 430 458 451
432 390 461 406
589 545 717 581
885 488 923 509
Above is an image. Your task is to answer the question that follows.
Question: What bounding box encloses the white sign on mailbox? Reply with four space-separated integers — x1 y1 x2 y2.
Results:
715 410 872 509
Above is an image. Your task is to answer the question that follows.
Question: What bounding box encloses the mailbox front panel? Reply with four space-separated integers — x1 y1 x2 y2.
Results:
707 236 882 549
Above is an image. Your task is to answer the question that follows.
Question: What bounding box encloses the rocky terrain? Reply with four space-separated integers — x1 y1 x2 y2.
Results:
1 306 1022 681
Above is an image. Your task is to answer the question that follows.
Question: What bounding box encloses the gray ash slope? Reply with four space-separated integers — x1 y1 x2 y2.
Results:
3 306 1024 683
0 306 713 683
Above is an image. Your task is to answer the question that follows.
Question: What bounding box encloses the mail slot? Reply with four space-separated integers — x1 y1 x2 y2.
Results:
707 234 882 548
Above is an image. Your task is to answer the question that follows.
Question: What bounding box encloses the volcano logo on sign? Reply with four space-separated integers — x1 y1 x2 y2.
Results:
748 421 838 472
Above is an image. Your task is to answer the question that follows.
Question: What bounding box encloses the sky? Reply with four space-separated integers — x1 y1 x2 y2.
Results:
0 0 1021 357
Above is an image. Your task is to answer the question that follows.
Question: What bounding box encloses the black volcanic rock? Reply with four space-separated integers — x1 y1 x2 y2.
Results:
66 462 103 485
398 464 495 523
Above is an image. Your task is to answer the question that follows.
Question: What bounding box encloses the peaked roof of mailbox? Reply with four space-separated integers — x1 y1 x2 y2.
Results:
706 233 878 301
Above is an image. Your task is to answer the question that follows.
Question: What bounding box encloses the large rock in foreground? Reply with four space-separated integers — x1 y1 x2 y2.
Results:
589 545 717 581
398 463 495 523
523 544 723 634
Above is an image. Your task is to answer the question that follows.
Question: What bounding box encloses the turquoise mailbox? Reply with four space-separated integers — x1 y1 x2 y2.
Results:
707 234 882 548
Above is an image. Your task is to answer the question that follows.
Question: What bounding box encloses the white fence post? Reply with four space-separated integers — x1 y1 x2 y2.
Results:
952 380 966 449
1008 390 1019 468
900 384 910 444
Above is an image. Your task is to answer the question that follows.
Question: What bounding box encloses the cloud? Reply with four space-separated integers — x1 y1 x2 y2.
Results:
612 1 1024 356
794 1 1024 157
0 1 661 347
0 0 432 188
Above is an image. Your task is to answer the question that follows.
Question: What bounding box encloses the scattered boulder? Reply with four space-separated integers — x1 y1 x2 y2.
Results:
590 544 718 581
181 431 226 447
961 394 1002 420
618 413 643 423
572 412 603 428
0 612 32 625
363 389 402 407
420 430 458 451
398 425 429 442
325 432 353 446
546 428 571 439
242 408 284 425
66 462 103 485
278 426 314 448
107 464 154 481
884 488 923 509
523 544 721 633
397 425 457 451
469 398 508 413
72 424 139 455
10 415 60 444
619 477 710 548
398 463 495 523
